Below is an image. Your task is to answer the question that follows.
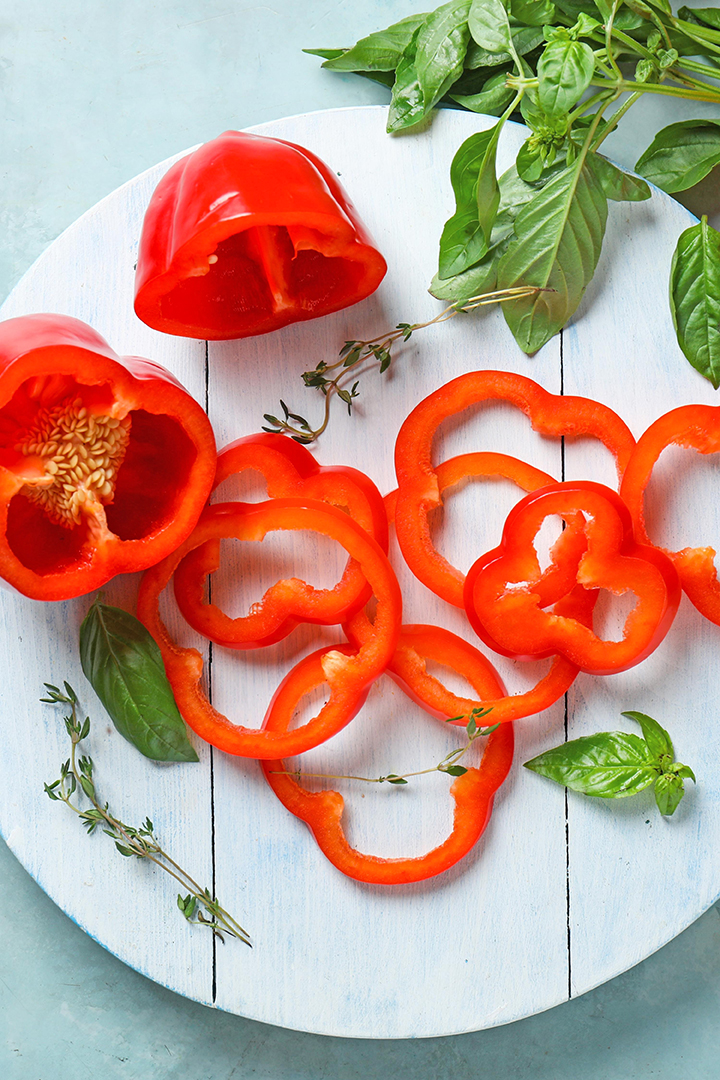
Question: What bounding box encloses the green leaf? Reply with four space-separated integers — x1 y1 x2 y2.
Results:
497 154 608 352
537 38 595 116
635 120 720 194
469 0 512 53
303 48 345 61
415 1 473 113
516 140 545 181
443 764 469 776
429 247 501 300
79 601 199 763
678 6 720 30
524 732 657 797
388 28 426 132
669 217 720 389
654 772 685 816
439 127 497 277
621 710 672 759
589 153 652 202
465 24 543 66
509 0 557 26
450 68 515 113
313 14 429 71
672 763 697 782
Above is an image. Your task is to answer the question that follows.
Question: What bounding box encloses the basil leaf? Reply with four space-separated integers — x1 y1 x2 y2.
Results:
304 48 345 61
621 710 672 759
415 1 472 111
497 154 608 352
537 38 596 116
469 0 513 53
450 68 515 113
466 24 543 66
430 247 501 301
589 153 652 202
654 772 685 816
439 128 497 277
635 120 720 194
510 0 557 26
388 28 426 132
678 6 720 30
524 732 657 797
669 216 720 388
79 601 198 763
315 14 429 71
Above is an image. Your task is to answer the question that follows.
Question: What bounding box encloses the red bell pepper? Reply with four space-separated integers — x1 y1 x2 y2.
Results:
134 130 387 340
261 628 514 884
393 371 636 608
347 586 594 725
137 498 402 758
173 432 388 647
620 405 720 626
0 313 216 600
464 481 680 675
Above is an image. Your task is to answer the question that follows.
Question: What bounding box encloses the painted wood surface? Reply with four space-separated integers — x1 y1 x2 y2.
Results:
0 106 715 1039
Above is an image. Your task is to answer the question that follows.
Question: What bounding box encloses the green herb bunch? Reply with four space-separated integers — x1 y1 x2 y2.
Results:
309 0 720 379
42 683 251 945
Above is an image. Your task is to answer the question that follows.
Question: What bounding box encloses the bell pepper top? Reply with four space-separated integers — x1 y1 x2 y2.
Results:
0 314 216 600
134 130 387 340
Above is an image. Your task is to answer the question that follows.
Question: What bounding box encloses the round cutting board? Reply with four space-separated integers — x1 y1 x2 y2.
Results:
0 106 718 1039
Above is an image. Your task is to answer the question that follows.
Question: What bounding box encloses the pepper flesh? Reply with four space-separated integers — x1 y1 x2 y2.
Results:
134 130 387 340
137 498 402 758
261 628 514 884
619 405 720 625
0 314 216 600
464 481 680 675
173 432 388 648
393 371 635 608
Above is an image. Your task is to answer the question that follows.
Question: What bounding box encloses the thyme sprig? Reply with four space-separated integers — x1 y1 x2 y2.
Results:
262 286 546 444
42 683 251 947
277 706 498 785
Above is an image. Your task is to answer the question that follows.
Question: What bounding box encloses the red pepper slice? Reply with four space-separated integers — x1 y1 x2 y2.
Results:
619 405 720 625
386 450 588 607
0 313 216 600
134 130 387 340
137 498 402 758
261 628 514 884
346 587 594 724
393 372 635 608
464 481 680 675
173 433 388 648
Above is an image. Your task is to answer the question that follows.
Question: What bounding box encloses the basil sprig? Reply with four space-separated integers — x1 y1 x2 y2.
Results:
669 215 720 389
310 0 720 368
79 600 198 763
523 711 695 816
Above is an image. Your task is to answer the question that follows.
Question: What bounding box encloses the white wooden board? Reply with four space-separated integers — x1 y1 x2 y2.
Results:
0 106 717 1038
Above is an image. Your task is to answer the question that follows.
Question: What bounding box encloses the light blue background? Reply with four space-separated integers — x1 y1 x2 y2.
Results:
2 2 720 1076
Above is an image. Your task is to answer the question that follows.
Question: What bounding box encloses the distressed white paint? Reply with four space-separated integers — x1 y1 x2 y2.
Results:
0 107 714 1038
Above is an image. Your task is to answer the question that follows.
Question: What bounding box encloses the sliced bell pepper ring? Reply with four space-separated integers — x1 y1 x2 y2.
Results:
137 498 402 758
385 450 588 608
0 313 216 600
261 630 514 885
464 481 680 675
619 405 720 626
346 586 595 725
393 371 635 608
173 432 388 648
134 130 387 340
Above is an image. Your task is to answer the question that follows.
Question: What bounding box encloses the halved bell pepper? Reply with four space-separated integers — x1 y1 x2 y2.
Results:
393 371 636 608
173 432 388 648
464 481 680 675
620 405 720 626
0 313 216 600
137 498 402 758
134 130 387 340
261 628 514 884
